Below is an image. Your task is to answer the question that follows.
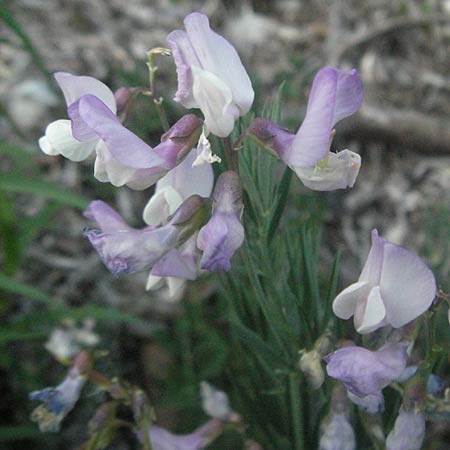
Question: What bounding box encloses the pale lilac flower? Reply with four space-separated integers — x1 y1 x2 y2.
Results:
39 72 202 189
84 196 208 276
29 352 89 432
167 12 254 137
69 98 202 189
148 419 224 450
333 229 436 334
324 343 408 397
197 171 244 271
248 67 363 191
142 149 213 297
319 412 356 450
385 408 426 450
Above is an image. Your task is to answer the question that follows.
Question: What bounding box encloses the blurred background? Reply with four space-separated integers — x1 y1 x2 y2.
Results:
0 0 449 448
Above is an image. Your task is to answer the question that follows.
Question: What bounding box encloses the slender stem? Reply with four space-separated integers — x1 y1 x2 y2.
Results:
289 373 303 450
146 50 170 132
222 136 237 171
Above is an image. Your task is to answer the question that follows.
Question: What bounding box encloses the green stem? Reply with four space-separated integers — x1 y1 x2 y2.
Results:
289 373 303 450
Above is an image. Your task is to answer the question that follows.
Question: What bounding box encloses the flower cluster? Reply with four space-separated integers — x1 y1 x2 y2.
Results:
34 10 442 449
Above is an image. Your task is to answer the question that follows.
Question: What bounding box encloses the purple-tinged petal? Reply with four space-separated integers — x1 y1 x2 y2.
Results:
332 69 363 125
93 141 166 190
324 343 408 397
54 72 116 113
68 94 167 169
148 419 224 450
333 281 371 320
198 214 233 271
197 171 244 272
167 29 201 108
151 245 197 280
353 286 386 334
84 200 131 233
286 67 362 168
347 391 385 415
386 408 425 450
29 352 89 433
247 118 295 160
287 68 337 167
153 114 203 167
359 229 385 285
156 148 214 201
183 12 254 115
84 225 177 276
379 240 436 328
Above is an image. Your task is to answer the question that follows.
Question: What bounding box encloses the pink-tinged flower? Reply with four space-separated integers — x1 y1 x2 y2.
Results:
147 419 224 450
386 408 425 450
29 352 89 432
167 12 254 137
197 171 244 271
324 343 408 398
84 196 209 276
248 67 363 191
332 229 436 334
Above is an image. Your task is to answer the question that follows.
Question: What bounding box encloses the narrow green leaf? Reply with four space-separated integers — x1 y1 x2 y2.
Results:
0 174 89 209
0 272 56 305
267 166 292 244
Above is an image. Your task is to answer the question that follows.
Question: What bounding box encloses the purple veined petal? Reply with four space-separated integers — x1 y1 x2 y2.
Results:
54 72 117 114
324 343 407 397
197 213 244 272
192 67 235 137
347 391 385 415
84 225 178 276
156 149 214 200
359 229 385 285
39 119 97 161
183 12 254 115
84 200 132 232
287 68 337 167
68 94 168 169
332 69 363 125
379 240 436 328
332 281 371 320
167 30 201 108
353 285 387 334
386 408 425 450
